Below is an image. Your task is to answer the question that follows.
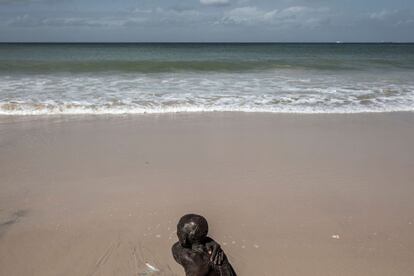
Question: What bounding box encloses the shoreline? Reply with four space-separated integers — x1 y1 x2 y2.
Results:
1 109 414 119
1 109 414 117
1 112 414 275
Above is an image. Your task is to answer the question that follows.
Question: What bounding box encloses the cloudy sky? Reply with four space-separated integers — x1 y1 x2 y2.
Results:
0 0 413 42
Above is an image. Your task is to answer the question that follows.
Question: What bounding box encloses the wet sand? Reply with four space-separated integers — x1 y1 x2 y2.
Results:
1 112 414 276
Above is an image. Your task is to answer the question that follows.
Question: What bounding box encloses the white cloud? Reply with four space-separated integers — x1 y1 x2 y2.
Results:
200 0 230 6
0 0 33 3
219 5 329 28
5 7 203 28
369 10 398 21
220 6 277 24
367 9 414 26
6 14 147 28
0 0 57 4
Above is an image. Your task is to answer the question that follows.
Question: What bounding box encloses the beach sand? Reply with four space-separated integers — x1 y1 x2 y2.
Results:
1 112 414 275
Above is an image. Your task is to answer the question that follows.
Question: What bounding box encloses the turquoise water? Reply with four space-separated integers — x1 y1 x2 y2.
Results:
1 43 414 114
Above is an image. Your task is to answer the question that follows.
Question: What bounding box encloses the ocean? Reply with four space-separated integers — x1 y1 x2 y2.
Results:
0 43 413 115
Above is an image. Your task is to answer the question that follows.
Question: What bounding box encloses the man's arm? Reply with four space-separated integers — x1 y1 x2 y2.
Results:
204 238 237 276
172 242 211 276
172 242 185 265
204 238 224 265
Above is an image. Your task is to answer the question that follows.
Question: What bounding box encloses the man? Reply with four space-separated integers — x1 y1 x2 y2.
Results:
172 214 237 276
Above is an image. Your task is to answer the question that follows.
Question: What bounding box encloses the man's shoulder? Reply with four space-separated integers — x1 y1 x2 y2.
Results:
172 242 196 264
173 243 210 264
171 241 181 252
172 242 186 264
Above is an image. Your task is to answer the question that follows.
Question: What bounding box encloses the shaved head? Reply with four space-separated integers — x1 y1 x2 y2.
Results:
177 214 209 247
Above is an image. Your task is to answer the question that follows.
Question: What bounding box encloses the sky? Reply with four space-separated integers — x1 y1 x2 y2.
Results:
0 0 413 42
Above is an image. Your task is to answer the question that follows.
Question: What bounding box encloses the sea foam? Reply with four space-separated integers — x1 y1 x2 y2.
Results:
0 71 413 115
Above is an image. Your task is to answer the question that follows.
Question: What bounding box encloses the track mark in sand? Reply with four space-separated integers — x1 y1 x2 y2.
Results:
130 242 170 275
89 240 121 276
132 245 140 276
0 209 29 238
164 264 175 275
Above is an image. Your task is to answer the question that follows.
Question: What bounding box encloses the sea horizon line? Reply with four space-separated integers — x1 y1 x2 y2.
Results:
1 41 414 44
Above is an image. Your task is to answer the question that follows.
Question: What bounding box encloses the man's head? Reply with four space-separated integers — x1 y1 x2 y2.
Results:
177 214 208 247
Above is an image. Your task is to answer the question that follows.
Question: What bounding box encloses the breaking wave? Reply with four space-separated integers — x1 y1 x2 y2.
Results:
1 72 413 115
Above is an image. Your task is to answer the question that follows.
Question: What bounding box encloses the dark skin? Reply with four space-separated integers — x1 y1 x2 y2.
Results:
171 214 236 276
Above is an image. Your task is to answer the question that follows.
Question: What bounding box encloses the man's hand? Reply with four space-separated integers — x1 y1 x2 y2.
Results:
205 240 224 265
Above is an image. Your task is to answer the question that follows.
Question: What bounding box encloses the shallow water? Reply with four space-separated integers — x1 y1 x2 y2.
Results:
1 43 414 115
